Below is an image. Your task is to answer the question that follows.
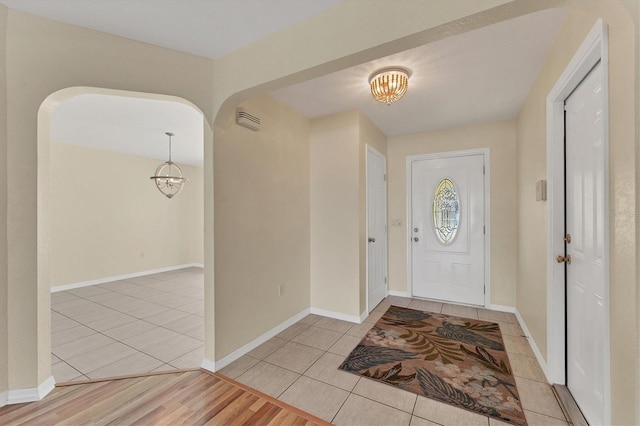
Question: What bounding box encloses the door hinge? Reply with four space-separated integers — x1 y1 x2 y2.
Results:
384 277 387 284
483 225 486 235
564 104 568 111
484 286 486 295
384 174 387 181
483 165 485 175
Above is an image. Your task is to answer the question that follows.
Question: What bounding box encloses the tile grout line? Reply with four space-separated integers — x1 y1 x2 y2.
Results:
233 298 552 426
52 277 204 341
51 270 205 382
262 324 423 422
53 308 199 381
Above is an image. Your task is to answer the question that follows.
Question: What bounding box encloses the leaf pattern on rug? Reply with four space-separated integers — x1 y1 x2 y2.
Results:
384 306 433 322
362 362 416 384
436 322 504 351
393 326 465 364
460 344 512 376
415 367 500 417
339 344 417 371
338 305 527 426
464 322 501 334
420 333 465 364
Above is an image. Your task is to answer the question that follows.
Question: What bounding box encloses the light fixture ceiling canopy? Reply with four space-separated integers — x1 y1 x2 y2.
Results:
150 131 186 199
369 66 412 105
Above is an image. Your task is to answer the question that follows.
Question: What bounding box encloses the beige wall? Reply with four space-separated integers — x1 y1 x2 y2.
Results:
516 4 637 423
3 7 215 390
214 94 310 359
358 112 388 314
0 0 521 396
50 142 203 288
310 111 360 317
0 3 7 399
387 120 517 307
0 2 637 420
515 11 593 360
310 110 387 318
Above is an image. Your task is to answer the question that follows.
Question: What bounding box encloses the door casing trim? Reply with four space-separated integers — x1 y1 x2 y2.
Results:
405 148 490 307
546 18 610 424
365 144 388 314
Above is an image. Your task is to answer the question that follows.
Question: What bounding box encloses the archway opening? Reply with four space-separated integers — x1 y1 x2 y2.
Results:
39 87 209 383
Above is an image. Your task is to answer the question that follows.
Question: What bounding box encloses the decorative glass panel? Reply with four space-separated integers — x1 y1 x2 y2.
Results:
433 178 460 245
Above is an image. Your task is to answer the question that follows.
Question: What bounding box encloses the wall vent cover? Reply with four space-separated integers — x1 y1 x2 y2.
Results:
236 108 261 131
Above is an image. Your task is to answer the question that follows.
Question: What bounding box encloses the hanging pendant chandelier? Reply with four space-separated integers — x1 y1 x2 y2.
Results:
150 132 186 199
369 67 411 105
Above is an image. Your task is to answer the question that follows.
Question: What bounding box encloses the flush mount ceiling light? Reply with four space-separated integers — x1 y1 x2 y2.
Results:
369 67 411 105
150 132 186 199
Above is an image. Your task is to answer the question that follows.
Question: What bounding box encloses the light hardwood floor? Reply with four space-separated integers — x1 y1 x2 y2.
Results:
0 370 331 425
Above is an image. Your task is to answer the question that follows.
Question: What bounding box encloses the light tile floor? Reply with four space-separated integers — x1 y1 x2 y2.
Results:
52 278 568 426
221 296 570 426
51 267 204 382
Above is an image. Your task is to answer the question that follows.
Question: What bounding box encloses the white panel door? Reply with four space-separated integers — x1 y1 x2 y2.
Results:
410 154 484 306
367 147 387 312
565 61 606 425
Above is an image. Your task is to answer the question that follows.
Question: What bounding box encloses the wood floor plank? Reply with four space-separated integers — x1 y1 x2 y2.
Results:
0 370 331 426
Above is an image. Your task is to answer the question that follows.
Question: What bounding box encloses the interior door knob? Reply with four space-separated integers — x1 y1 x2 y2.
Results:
368 237 376 243
556 255 571 264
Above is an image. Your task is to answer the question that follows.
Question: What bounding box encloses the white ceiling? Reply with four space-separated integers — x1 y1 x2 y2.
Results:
271 8 568 137
0 0 343 59
3 2 568 163
51 95 204 166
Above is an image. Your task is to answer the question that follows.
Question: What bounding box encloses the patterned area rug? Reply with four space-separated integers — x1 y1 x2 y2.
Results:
339 306 526 426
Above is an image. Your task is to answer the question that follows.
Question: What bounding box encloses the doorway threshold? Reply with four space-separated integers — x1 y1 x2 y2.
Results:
552 384 589 426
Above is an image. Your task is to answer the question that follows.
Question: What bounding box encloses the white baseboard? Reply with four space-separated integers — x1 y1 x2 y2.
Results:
212 308 311 371
51 263 204 292
0 390 6 408
309 307 362 324
488 304 516 313
388 290 410 298
514 308 550 383
200 358 216 373
208 306 366 372
6 376 55 404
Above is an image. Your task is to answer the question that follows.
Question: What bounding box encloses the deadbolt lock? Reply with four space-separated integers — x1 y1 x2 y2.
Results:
413 227 419 233
413 237 419 242
556 255 571 264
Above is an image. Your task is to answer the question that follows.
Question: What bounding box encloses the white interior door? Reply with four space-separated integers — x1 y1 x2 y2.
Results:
367 146 387 312
565 61 606 425
410 154 485 306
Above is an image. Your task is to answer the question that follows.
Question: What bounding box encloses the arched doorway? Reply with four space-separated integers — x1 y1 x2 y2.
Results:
39 87 211 383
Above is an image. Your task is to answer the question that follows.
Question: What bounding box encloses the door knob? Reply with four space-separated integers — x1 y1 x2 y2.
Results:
368 237 376 243
556 255 571 264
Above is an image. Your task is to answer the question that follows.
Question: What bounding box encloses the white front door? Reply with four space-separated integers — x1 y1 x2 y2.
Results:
367 146 387 312
410 154 485 306
565 60 606 425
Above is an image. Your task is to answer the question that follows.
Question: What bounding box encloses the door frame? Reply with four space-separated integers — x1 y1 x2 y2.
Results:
546 18 610 423
406 148 491 307
365 144 388 314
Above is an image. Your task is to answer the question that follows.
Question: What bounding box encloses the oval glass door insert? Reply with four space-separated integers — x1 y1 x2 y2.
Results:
432 178 460 245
